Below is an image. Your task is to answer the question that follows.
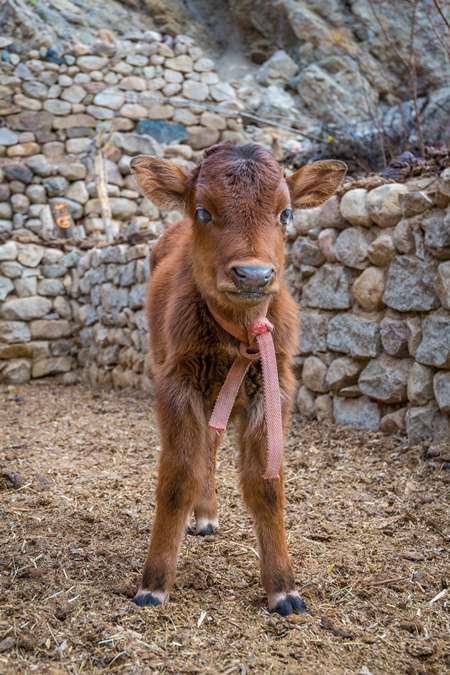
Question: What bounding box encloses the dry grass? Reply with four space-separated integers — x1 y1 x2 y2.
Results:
0 381 449 674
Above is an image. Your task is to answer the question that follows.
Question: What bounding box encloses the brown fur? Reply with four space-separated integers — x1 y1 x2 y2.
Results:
130 142 346 614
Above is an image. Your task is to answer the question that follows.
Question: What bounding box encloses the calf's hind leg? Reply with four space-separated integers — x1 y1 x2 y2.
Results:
238 398 306 616
133 383 208 607
188 432 221 536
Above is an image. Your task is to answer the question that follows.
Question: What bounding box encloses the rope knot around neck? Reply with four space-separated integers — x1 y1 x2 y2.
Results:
206 302 283 480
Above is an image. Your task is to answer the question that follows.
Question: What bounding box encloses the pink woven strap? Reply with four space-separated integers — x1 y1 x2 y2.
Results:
207 303 283 480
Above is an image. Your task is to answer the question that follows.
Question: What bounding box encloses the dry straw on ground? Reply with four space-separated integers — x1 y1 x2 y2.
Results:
0 382 449 674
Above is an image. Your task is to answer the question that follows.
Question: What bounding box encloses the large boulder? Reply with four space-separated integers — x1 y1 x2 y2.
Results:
416 315 450 368
358 354 413 403
327 314 382 358
333 396 381 431
383 256 440 311
302 264 350 309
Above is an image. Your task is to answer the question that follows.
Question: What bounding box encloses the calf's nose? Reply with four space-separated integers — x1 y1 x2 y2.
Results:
230 265 274 292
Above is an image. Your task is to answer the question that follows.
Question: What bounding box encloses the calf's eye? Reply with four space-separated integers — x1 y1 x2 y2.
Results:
196 207 212 224
280 208 293 227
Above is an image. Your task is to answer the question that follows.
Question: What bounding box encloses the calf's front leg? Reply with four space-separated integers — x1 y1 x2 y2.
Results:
238 396 307 616
133 380 208 607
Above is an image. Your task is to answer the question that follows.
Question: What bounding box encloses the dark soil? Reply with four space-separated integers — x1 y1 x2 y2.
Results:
0 382 449 675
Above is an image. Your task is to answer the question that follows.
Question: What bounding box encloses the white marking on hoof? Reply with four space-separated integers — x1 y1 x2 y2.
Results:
196 517 219 533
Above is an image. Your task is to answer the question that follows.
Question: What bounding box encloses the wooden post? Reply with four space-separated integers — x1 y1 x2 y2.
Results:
93 130 117 242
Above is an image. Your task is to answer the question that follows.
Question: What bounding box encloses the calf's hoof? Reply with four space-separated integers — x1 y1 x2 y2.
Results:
186 518 219 537
132 589 168 607
269 592 307 617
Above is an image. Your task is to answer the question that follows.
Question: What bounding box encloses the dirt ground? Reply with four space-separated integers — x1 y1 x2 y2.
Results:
0 381 449 675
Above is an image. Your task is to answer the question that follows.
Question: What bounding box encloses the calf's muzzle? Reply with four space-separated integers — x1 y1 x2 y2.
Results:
230 265 274 292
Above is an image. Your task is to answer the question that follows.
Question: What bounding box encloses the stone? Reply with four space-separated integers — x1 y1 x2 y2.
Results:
186 126 220 150
119 104 148 120
59 162 86 181
17 244 45 267
0 296 52 321
0 321 30 343
60 85 87 104
1 262 22 278
7 142 40 157
77 56 108 71
66 138 91 154
256 50 298 86
0 204 12 220
43 264 66 278
292 238 325 267
26 184 47 202
9 111 53 132
380 318 409 357
26 154 52 177
437 167 450 200
136 120 187 144
182 80 209 101
296 385 316 419
393 219 415 254
44 176 69 197
117 132 163 157
0 359 31 384
302 356 328 393
194 57 215 73
210 82 237 102
405 402 438 445
0 184 11 201
366 184 408 227
37 278 65 296
43 99 71 115
4 163 33 184
0 241 17 261
53 113 96 129
380 408 407 434
32 356 72 378
359 354 413 403
399 190 433 217
326 356 364 394
166 55 193 72
22 80 48 100
173 108 198 125
383 256 440 311
120 76 147 91
0 221 12 233
30 319 71 339
352 267 385 311
0 277 14 301
416 315 450 368
108 198 138 220
11 193 30 214
298 311 329 354
367 233 396 266
0 128 19 145
334 228 369 269
129 283 146 309
86 105 114 120
302 264 350 310
435 261 450 309
327 314 382 358
318 228 337 262
13 94 42 112
53 296 72 320
407 363 434 405
333 396 381 431
65 180 89 204
93 89 125 110
340 189 371 227
433 371 450 413
15 277 37 298
423 210 450 259
315 394 334 423
0 341 49 360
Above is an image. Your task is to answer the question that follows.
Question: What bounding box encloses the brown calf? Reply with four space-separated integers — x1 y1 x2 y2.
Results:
130 142 346 616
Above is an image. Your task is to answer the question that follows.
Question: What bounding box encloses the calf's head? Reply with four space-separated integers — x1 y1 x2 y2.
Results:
131 142 346 313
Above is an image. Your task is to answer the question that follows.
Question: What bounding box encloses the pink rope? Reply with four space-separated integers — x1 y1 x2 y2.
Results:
207 303 283 480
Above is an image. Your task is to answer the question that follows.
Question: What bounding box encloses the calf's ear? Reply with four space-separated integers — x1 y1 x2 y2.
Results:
286 160 347 209
130 155 188 211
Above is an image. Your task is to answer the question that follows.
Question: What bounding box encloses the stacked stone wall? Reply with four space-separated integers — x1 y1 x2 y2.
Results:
288 170 450 444
0 31 250 240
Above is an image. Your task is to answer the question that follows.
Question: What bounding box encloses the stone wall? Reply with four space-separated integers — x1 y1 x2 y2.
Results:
2 169 450 446
288 170 450 444
0 30 251 240
0 237 81 383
